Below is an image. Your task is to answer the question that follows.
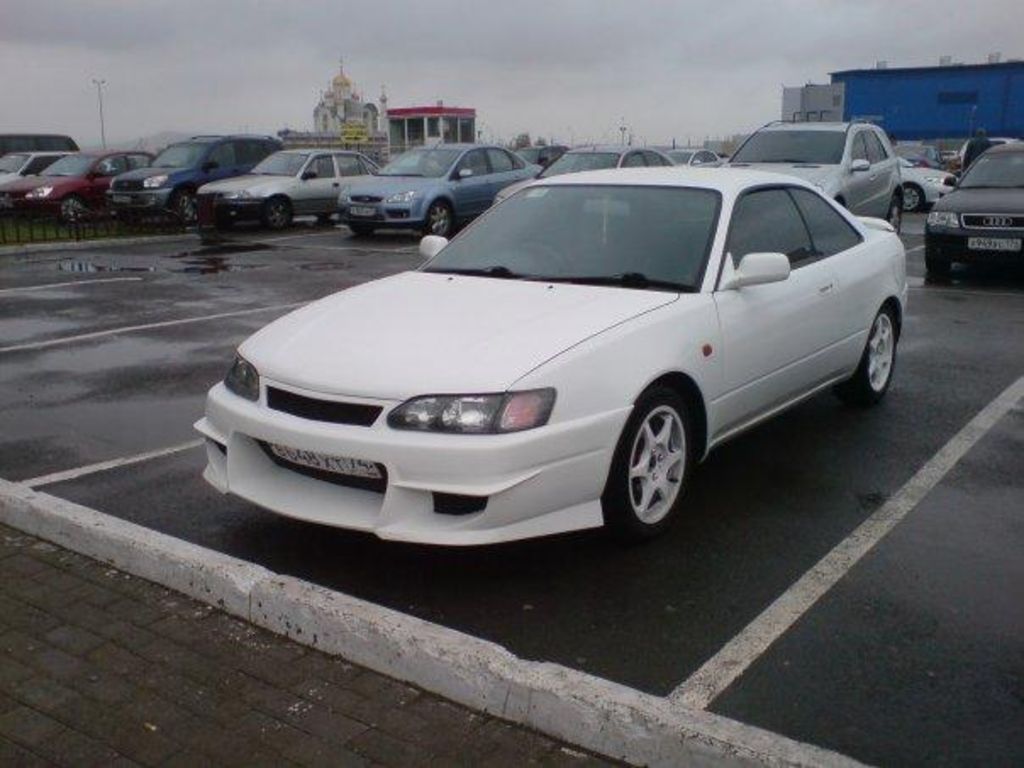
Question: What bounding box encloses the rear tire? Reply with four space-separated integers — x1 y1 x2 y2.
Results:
602 386 693 543
902 183 925 212
834 306 898 406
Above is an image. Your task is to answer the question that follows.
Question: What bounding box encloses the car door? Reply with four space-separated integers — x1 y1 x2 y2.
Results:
449 149 492 219
863 130 897 217
485 148 523 201
295 154 337 215
711 186 845 438
88 154 128 207
204 142 238 183
844 131 874 215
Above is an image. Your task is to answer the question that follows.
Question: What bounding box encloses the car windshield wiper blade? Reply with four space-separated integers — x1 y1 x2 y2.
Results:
537 272 696 292
380 172 423 177
428 265 522 279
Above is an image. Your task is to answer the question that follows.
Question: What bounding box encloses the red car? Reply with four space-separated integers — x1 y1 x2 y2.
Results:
0 150 152 219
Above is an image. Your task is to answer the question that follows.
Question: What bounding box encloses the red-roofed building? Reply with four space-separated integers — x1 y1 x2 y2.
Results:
386 101 477 151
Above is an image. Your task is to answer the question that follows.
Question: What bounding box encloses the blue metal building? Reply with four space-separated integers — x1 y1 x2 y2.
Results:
831 61 1024 141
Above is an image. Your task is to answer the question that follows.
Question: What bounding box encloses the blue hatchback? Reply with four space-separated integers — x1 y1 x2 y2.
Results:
107 135 281 223
339 144 538 237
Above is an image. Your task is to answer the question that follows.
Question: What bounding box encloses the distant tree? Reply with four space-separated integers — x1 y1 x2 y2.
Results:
511 132 531 150
535 136 548 147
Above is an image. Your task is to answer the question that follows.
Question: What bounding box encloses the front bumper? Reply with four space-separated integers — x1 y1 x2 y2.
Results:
339 201 425 229
107 188 173 211
925 226 1024 265
195 381 628 545
211 197 265 222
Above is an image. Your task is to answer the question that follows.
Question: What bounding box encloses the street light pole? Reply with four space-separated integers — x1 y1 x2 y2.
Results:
91 78 107 148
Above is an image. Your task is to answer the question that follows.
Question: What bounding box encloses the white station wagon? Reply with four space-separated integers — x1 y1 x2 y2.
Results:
196 168 907 545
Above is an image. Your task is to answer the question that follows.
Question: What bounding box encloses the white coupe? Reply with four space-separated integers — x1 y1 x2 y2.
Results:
196 168 907 545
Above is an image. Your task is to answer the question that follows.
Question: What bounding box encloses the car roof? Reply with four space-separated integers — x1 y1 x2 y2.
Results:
760 121 855 133
564 145 633 154
533 166 819 196
986 141 1024 154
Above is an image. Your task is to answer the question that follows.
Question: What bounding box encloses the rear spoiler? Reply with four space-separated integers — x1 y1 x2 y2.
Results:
858 216 895 233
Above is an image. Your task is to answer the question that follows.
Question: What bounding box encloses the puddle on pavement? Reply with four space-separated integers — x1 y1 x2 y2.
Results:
58 252 271 276
294 262 353 271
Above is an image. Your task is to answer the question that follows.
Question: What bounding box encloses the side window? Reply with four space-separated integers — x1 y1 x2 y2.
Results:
850 132 869 162
24 156 59 174
697 151 717 164
95 155 127 176
311 155 334 178
208 142 236 169
127 154 151 170
643 151 669 166
865 132 887 164
358 156 378 175
727 188 814 268
621 152 646 168
788 188 863 258
334 155 362 177
456 149 489 177
486 149 515 173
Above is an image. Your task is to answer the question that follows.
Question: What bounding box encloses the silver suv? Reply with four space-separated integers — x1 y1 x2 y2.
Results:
727 121 904 231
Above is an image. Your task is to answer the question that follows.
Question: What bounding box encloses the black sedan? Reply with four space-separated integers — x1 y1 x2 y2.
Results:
925 142 1024 278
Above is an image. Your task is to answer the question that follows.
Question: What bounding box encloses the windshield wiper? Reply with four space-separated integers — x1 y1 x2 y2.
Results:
538 272 695 292
428 265 522 279
380 172 423 177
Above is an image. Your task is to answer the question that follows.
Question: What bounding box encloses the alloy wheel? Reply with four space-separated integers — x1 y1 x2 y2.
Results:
902 186 920 212
266 200 290 229
176 192 197 224
867 313 895 392
60 196 87 221
428 203 452 236
628 405 686 524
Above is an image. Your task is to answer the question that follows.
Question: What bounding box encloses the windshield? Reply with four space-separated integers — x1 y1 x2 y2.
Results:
0 154 29 173
731 130 846 164
959 152 1024 189
668 151 694 164
42 155 94 176
424 184 719 291
151 142 208 169
252 152 308 176
539 152 620 178
379 148 460 177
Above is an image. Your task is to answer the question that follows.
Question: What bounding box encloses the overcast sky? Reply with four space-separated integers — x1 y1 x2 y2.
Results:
2 0 1023 148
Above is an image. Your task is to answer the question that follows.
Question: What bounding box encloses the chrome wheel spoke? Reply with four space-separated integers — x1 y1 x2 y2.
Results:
627 405 687 525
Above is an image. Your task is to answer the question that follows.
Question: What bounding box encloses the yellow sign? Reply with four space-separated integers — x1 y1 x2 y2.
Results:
341 122 370 143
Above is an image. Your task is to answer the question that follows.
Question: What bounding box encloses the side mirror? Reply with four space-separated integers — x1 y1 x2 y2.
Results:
202 161 219 173
851 159 870 172
457 168 473 179
419 235 448 260
301 170 317 180
722 252 790 290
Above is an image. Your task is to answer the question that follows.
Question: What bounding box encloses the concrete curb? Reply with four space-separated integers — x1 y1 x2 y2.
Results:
0 233 199 258
0 479 865 767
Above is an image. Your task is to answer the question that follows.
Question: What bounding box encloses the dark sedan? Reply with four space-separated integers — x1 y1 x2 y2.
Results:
924 143 1024 278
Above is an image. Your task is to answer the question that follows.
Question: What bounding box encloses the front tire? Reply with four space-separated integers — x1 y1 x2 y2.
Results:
169 189 197 224
602 386 693 542
834 306 898 406
59 194 89 222
262 197 292 230
902 183 925 212
925 252 951 279
423 200 454 238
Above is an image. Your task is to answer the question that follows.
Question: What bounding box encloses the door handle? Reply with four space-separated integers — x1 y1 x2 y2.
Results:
332 182 340 187
818 282 835 294
868 175 877 181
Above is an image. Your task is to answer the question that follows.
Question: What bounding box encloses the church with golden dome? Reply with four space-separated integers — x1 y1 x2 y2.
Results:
312 59 383 141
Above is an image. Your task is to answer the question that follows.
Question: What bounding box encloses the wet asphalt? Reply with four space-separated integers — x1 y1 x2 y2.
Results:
1 215 1021 766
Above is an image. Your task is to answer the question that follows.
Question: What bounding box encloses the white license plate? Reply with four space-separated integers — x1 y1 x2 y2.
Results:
967 237 1021 252
349 205 377 217
111 195 131 204
268 443 382 480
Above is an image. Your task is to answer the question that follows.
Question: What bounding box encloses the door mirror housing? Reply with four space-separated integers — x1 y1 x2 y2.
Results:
722 252 791 290
300 170 317 180
456 167 473 179
851 158 870 172
419 234 448 260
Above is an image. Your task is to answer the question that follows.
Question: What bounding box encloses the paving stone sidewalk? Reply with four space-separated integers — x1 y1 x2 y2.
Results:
0 524 615 767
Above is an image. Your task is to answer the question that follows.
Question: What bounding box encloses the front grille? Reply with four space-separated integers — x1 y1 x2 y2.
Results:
349 195 383 203
113 179 145 191
961 213 1024 229
258 441 387 493
267 387 382 427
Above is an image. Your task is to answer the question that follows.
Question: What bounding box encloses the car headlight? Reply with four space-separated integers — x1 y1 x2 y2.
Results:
221 190 253 200
388 389 556 434
385 190 417 204
25 186 54 199
143 174 168 189
924 176 945 184
927 211 960 227
224 355 260 401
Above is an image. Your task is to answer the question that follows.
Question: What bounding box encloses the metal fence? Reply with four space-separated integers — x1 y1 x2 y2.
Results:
0 210 186 247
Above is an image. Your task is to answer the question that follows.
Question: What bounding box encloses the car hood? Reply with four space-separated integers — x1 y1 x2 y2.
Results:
115 167 190 182
200 175 290 195
727 162 838 187
0 174 80 193
344 176 445 197
0 172 22 186
242 270 677 400
932 187 1024 214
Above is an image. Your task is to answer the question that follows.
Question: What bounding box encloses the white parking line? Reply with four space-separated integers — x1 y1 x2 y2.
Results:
0 277 144 295
670 373 1024 711
0 302 307 354
22 440 204 488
